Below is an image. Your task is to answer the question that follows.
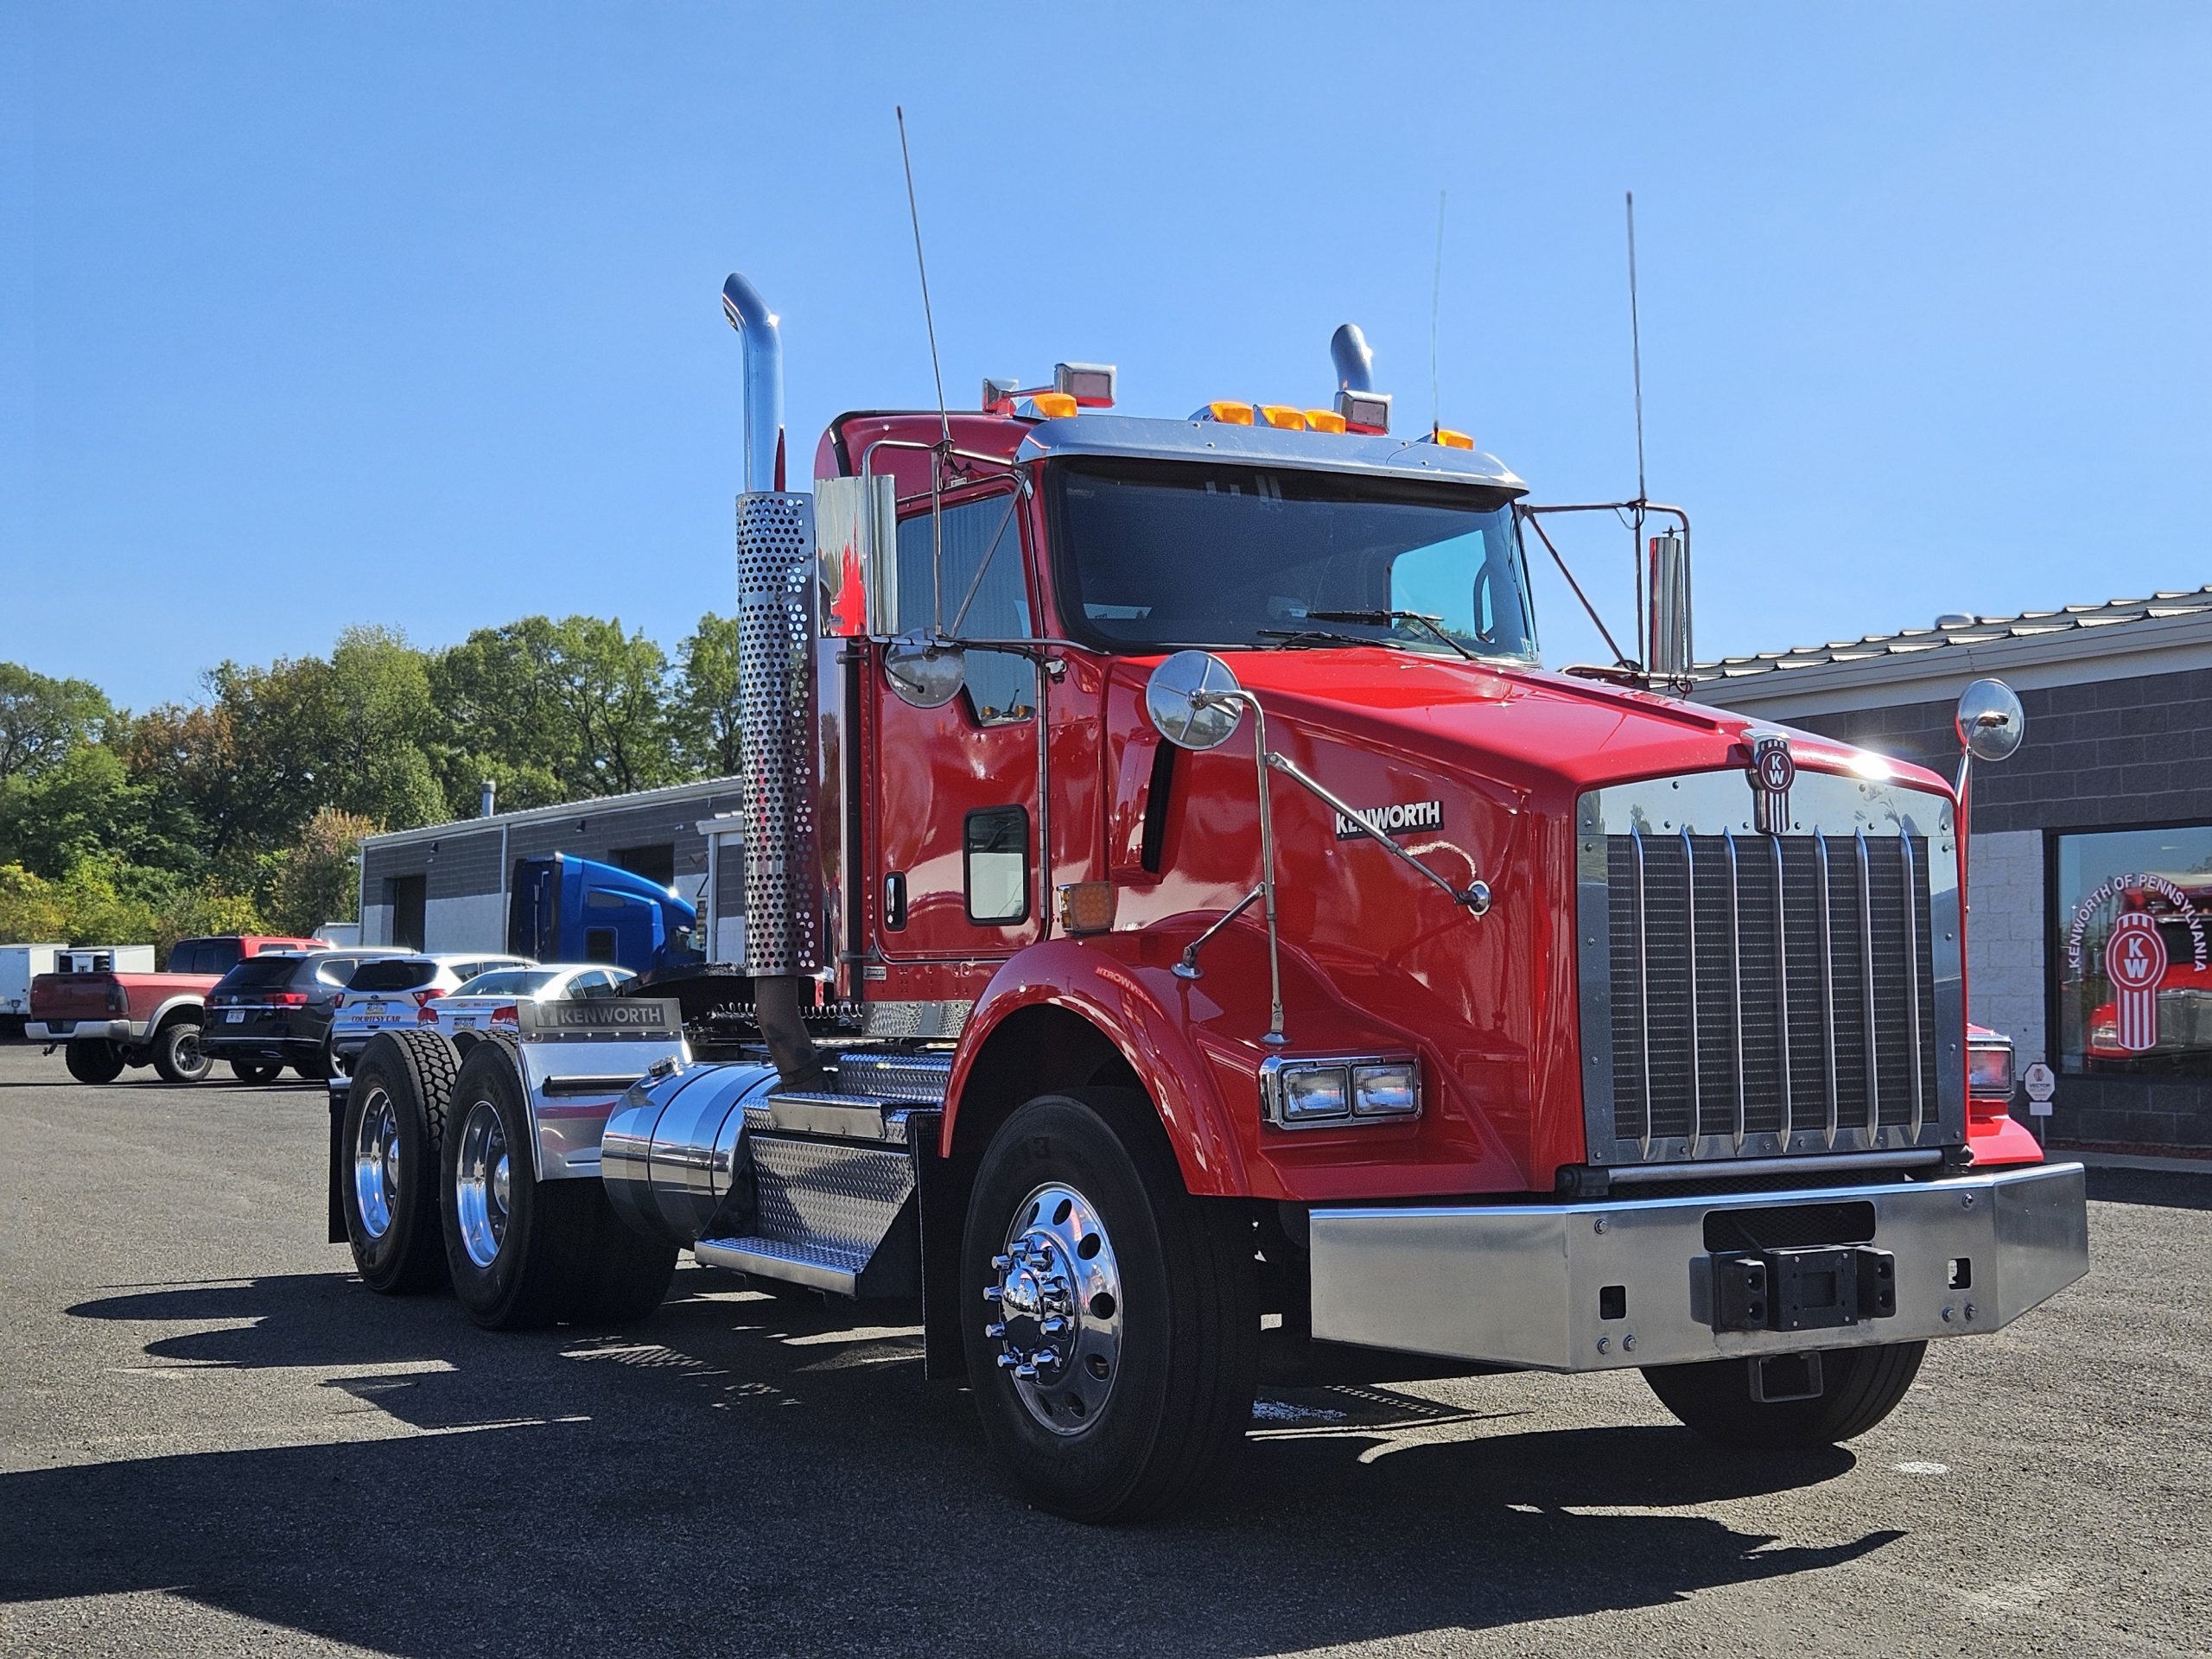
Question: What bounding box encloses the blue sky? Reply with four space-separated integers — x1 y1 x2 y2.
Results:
5 3 2209 709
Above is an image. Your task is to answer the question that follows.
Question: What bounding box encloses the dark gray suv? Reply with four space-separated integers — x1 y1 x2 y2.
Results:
200 950 405 1083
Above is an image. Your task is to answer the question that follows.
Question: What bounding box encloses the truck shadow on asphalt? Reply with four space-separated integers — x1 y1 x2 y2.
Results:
9 1268 1893 1656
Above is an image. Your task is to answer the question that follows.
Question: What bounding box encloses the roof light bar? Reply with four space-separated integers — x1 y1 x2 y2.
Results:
1197 400 1255 425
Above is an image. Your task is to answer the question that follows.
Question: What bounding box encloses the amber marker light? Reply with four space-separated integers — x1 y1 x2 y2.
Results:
1432 427 1476 449
1258 404 1308 430
1303 409 1347 433
1056 882 1119 935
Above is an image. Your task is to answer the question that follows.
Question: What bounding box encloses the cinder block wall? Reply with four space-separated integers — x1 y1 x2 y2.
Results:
1786 664 2212 1150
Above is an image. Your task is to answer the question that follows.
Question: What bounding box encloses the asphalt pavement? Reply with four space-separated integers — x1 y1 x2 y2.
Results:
1 1043 2206 1657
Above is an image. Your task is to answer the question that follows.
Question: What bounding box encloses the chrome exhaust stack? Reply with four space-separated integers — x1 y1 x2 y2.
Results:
723 270 826 1087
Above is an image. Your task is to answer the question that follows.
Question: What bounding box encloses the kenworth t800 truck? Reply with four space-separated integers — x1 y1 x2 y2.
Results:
329 269 2088 1522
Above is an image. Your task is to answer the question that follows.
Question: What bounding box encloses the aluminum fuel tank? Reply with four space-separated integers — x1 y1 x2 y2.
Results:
601 1061 779 1245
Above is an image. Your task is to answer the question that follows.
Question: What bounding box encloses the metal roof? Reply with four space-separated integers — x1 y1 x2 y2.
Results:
1698 587 2212 683
1014 414 1527 493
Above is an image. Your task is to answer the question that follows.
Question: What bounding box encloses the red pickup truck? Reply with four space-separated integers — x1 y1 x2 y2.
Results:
29 935 322 1084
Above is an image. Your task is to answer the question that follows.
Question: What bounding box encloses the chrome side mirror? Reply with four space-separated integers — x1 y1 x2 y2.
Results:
884 636 965 709
1646 530 1693 683
1145 651 1243 750
814 474 899 638
1956 677 2025 763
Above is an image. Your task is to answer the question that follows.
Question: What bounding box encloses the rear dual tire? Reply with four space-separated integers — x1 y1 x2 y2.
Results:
151 1019 212 1084
342 1029 460 1294
64 1039 126 1084
1642 1339 1927 1448
439 1035 675 1331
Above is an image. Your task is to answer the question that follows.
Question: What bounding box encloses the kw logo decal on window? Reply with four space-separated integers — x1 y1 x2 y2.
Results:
1334 801 1443 842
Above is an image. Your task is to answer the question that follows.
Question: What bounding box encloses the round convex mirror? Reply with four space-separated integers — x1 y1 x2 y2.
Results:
1955 677 2026 763
1145 650 1243 750
885 637 966 709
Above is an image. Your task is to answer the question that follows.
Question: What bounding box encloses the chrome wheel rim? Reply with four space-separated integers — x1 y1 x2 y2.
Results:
353 1087 400 1239
985 1182 1125 1436
454 1099 510 1270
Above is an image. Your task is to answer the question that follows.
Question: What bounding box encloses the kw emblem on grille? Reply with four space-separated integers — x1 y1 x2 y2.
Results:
1747 731 1795 835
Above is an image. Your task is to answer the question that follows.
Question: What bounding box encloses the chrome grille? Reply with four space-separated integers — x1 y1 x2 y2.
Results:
1575 770 1963 1167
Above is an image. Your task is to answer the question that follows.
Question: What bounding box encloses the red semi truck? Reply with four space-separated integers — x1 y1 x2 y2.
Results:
327 270 2088 1522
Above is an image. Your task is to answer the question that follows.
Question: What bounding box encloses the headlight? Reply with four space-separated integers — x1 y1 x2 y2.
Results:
1262 1056 1421 1129
1351 1061 1421 1117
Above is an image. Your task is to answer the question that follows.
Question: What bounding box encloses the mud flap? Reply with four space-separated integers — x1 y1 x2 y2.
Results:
327 1077 349 1244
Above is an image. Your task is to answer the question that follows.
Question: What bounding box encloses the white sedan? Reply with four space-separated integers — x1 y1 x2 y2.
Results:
417 964 637 1046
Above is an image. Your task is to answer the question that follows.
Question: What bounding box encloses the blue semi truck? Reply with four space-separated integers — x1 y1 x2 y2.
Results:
507 853 702 979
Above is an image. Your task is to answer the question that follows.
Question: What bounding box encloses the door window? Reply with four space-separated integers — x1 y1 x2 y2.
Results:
896 494 1036 723
964 808 1031 924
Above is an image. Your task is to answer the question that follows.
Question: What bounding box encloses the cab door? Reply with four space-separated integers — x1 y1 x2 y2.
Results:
869 486 1044 963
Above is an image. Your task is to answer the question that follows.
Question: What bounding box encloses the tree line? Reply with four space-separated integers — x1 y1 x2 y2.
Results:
0 614 742 955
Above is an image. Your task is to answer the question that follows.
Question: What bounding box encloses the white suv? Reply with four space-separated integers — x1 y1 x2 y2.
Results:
330 953 531 1071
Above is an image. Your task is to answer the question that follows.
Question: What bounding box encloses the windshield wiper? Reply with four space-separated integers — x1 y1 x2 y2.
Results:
1255 627 1413 652
1303 608 1478 662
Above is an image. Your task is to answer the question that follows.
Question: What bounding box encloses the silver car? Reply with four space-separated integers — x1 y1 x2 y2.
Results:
416 963 637 1050
329 953 531 1071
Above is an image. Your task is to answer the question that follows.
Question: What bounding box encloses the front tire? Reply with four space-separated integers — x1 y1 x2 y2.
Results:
65 1039 126 1084
961 1089 1259 1522
230 1058 283 1084
342 1030 460 1294
1643 1339 1928 1449
440 1035 674 1331
150 1019 213 1084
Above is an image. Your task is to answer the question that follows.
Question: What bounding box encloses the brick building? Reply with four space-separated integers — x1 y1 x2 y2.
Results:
1697 588 2212 1154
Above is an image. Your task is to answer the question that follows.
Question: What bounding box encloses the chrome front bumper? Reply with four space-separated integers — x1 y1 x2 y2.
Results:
1308 1161 2088 1372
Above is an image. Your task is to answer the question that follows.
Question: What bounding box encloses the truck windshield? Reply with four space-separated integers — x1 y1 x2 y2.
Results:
1048 457 1537 661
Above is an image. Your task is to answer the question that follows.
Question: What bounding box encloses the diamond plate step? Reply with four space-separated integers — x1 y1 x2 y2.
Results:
831 1049 953 1104
694 1234 867 1295
695 1132 918 1298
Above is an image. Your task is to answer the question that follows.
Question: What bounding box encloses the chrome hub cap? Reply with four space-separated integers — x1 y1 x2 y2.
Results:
353 1087 399 1239
454 1100 510 1270
985 1182 1124 1434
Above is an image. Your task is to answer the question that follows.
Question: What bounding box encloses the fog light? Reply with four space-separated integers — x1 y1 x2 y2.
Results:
1279 1065 1351 1123
1352 1060 1420 1116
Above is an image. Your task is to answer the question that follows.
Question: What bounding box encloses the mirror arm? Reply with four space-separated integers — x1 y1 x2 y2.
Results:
1262 751 1493 916
1171 885 1263 982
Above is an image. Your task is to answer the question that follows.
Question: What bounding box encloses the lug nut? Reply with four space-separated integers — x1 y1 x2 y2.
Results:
1040 1317 1068 1337
983 1322 1007 1340
991 1254 1013 1272
997 1351 1021 1370
982 1285 1003 1303
1013 1363 1039 1381
1033 1349 1061 1370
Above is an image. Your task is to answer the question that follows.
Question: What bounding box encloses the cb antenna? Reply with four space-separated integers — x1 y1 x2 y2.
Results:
895 106 951 451
895 105 951 632
1625 189 1647 510
1429 190 1446 435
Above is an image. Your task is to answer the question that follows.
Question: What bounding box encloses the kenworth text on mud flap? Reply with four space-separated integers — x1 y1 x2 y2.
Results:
325 269 2088 1522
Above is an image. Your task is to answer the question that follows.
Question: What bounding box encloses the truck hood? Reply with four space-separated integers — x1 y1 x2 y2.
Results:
1215 647 1947 801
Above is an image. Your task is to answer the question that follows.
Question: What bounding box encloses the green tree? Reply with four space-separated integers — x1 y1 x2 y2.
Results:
671 613 743 777
0 663 112 780
261 806 372 938
428 615 678 803
0 743 202 879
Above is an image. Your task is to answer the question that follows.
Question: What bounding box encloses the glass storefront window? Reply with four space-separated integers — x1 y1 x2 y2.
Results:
2054 823 2212 1076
